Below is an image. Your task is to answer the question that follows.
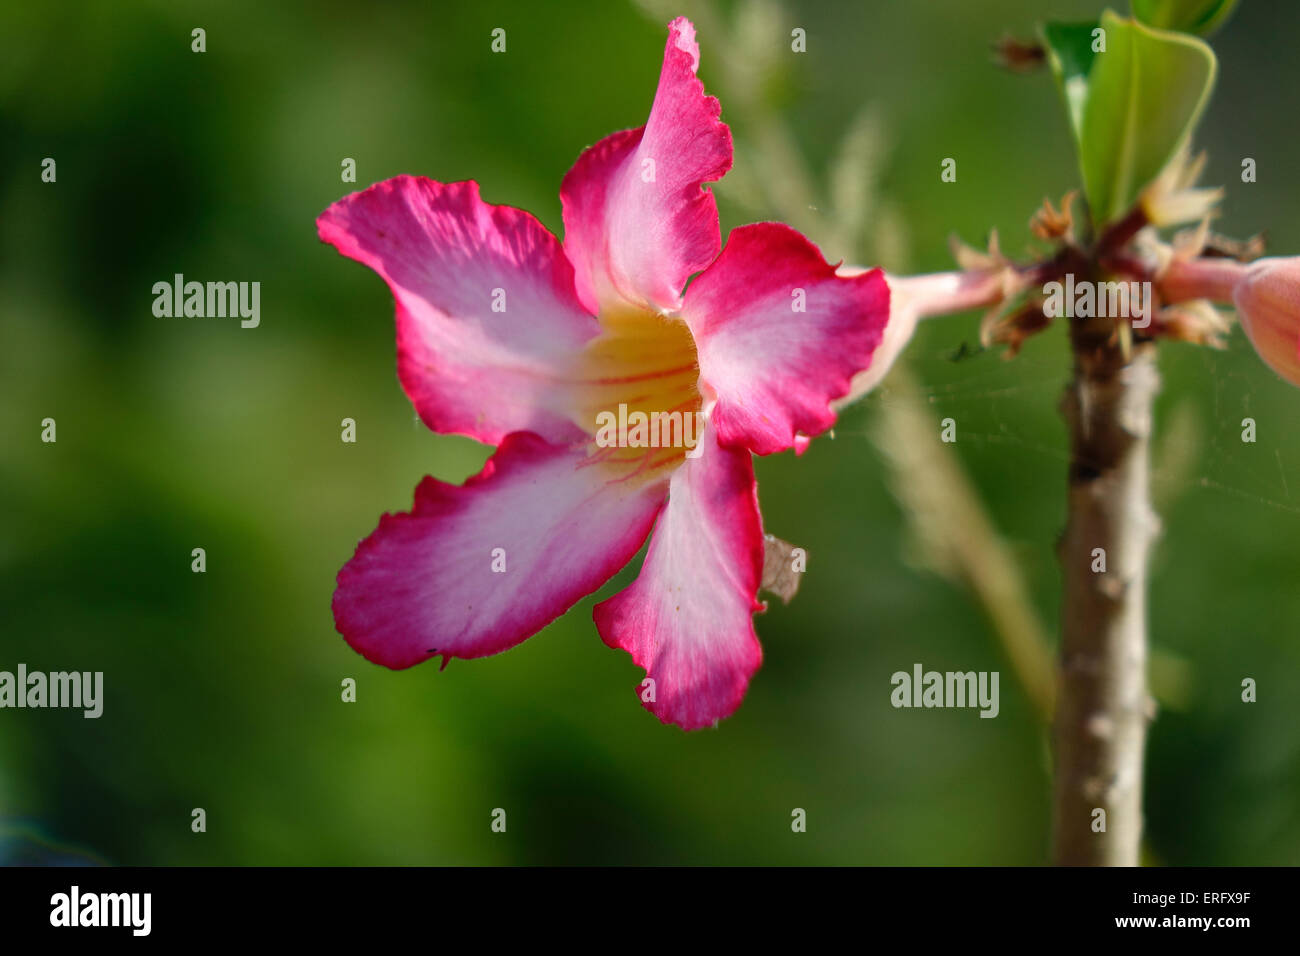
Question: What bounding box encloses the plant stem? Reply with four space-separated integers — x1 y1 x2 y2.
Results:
887 270 1008 319
1158 256 1246 304
1053 321 1160 866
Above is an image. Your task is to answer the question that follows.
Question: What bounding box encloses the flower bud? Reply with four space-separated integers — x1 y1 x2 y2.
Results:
1160 255 1300 386
1231 257 1300 386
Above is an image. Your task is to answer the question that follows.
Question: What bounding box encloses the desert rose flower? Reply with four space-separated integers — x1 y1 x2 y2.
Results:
836 268 1008 404
1159 255 1300 386
317 17 892 729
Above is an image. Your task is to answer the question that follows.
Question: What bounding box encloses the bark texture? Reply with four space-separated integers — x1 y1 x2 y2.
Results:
1053 321 1160 867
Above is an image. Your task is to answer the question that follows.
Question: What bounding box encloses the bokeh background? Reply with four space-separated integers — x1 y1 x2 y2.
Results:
2 0 1297 865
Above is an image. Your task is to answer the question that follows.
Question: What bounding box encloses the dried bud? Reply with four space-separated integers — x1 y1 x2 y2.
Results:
992 35 1046 73
1029 191 1078 243
1140 148 1223 228
1155 300 1230 349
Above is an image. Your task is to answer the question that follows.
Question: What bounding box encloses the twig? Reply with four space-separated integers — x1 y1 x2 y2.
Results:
1053 321 1160 866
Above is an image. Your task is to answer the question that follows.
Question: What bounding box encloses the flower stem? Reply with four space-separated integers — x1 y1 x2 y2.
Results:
1053 319 1160 866
1158 256 1246 305
887 269 1007 319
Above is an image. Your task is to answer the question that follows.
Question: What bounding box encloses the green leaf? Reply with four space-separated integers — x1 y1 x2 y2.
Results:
1078 10 1217 226
1131 0 1238 36
1042 21 1101 141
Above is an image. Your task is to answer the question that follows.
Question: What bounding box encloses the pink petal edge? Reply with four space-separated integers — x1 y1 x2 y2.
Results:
334 432 668 670
560 17 733 315
594 424 765 730
683 222 891 456
318 176 599 446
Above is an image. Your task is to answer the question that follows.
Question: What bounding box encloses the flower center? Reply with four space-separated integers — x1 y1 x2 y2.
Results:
568 305 704 481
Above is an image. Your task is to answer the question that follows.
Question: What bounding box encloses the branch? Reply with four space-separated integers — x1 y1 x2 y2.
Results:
1052 320 1160 867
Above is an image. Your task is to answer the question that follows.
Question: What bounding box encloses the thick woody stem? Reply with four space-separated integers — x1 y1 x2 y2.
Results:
1053 318 1161 867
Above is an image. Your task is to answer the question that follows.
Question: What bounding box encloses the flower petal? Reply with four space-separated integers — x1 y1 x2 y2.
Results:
682 223 890 455
1235 260 1300 387
334 432 668 669
836 291 918 406
318 176 599 445
560 17 732 315
593 424 765 730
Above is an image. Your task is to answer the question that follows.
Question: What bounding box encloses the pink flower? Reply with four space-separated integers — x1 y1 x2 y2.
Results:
317 17 891 729
836 269 1008 403
1160 255 1300 387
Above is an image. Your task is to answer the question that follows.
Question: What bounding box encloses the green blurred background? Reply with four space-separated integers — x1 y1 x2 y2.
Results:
1 0 1297 865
